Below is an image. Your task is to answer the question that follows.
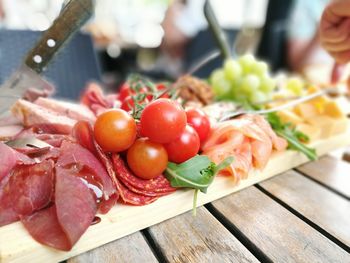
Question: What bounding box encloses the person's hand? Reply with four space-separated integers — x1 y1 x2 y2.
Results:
320 0 350 64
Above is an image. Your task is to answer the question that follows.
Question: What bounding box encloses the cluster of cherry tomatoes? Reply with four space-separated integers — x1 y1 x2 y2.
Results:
93 83 211 180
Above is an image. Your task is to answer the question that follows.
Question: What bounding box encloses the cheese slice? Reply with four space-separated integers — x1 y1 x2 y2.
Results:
296 123 321 142
306 116 348 138
294 103 319 119
324 100 346 118
277 110 303 126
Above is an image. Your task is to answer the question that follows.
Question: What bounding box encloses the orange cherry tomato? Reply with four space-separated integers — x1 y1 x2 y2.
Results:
94 109 136 152
127 138 168 179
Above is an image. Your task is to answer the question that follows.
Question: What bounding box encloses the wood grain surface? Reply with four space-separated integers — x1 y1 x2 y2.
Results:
147 207 258 263
296 156 350 198
210 187 350 262
259 171 350 247
67 232 157 263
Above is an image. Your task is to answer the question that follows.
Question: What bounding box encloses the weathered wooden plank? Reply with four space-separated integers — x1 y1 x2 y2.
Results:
210 187 350 262
296 156 350 198
67 232 157 263
147 207 258 263
260 171 350 247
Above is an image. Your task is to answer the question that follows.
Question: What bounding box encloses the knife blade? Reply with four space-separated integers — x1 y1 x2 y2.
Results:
0 0 95 116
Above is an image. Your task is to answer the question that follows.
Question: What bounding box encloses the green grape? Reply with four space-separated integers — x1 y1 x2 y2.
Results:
252 61 268 77
250 91 267 104
224 59 242 81
286 77 304 96
210 69 231 98
260 76 276 93
238 54 255 74
241 74 260 94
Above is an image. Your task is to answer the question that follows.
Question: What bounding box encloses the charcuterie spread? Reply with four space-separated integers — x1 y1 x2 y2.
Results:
0 55 349 256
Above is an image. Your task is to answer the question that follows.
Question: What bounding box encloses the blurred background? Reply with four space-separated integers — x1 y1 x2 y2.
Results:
0 0 334 99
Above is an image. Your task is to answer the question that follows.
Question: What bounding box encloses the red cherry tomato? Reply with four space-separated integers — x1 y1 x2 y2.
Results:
121 96 135 112
94 109 136 152
186 109 211 142
165 125 200 163
140 98 187 143
118 82 148 102
127 138 168 179
156 83 169 99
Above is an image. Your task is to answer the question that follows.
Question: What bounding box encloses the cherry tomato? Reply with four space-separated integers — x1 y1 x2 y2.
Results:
127 138 168 179
140 98 187 143
156 83 169 99
121 96 135 112
165 125 200 163
186 109 211 142
118 82 148 102
94 109 136 152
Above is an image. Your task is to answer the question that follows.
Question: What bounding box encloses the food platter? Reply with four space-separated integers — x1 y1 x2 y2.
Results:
1 124 349 263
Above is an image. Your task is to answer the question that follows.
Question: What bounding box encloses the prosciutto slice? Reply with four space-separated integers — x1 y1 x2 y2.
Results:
22 166 97 251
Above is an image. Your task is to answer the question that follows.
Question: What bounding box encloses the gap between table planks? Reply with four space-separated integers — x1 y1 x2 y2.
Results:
1 128 350 263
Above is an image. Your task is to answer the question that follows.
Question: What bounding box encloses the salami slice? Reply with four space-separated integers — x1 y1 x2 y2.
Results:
112 154 175 193
22 167 97 251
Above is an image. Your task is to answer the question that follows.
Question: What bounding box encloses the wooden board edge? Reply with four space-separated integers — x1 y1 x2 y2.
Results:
1 128 350 263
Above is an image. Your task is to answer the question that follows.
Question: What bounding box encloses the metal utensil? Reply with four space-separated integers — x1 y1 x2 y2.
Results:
5 137 52 149
220 87 343 122
0 0 95 116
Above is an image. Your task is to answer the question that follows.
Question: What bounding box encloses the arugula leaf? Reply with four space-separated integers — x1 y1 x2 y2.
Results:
165 155 233 193
165 155 233 216
266 112 317 161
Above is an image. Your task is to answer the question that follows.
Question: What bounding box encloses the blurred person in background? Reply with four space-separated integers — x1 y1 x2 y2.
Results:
286 0 335 84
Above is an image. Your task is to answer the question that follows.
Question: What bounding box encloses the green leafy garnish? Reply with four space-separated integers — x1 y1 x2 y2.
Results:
165 155 233 215
266 112 317 161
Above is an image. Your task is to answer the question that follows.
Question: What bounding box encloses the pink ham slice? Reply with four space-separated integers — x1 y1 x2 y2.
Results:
11 99 76 134
22 166 97 251
0 125 23 141
0 160 54 226
35 97 96 122
57 140 116 199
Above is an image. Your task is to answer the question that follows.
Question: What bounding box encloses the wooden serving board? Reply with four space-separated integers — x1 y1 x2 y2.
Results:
1 126 350 263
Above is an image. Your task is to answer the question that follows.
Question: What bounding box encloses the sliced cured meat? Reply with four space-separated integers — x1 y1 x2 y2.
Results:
80 82 120 115
57 140 115 199
0 160 54 226
116 180 158 205
55 166 97 247
0 142 33 183
112 154 175 192
22 167 97 251
0 125 23 141
9 160 54 215
243 114 288 151
72 121 96 154
11 99 76 134
22 206 71 251
35 97 96 122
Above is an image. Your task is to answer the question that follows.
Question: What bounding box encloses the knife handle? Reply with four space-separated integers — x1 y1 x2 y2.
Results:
24 0 95 74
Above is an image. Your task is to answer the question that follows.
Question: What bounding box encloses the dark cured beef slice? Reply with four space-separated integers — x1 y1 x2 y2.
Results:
112 154 175 192
0 142 33 183
10 160 54 215
57 140 115 199
0 175 19 226
21 206 71 251
0 160 54 226
22 167 97 251
55 167 97 247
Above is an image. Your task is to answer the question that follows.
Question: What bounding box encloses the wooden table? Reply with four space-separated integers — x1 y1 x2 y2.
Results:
67 151 350 263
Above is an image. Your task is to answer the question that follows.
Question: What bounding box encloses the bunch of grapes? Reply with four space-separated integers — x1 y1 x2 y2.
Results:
209 54 277 104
